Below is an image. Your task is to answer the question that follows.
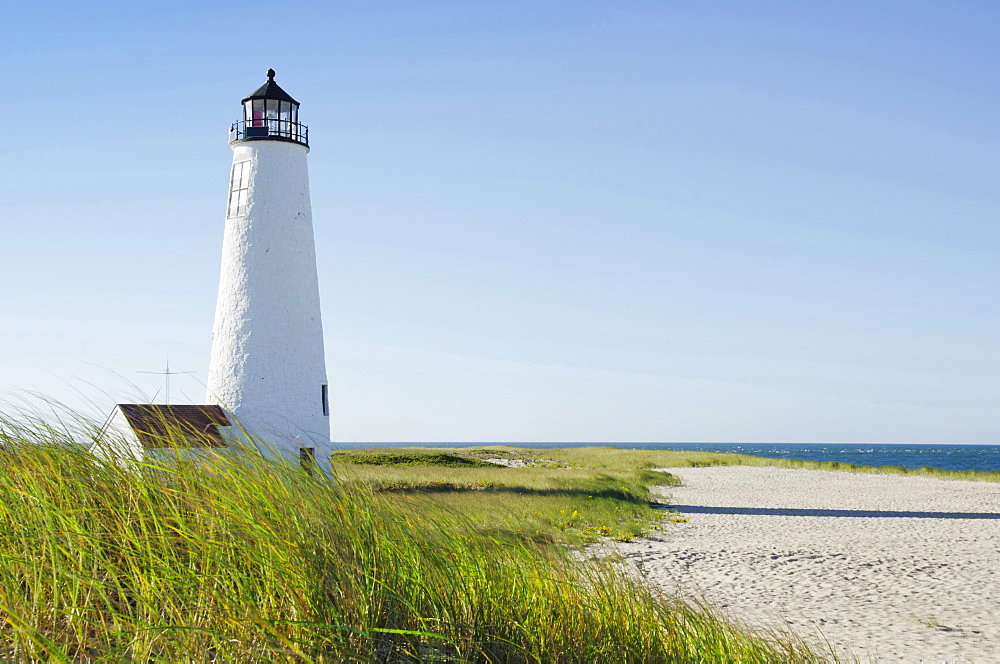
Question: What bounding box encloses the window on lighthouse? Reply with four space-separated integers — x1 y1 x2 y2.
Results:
227 160 251 218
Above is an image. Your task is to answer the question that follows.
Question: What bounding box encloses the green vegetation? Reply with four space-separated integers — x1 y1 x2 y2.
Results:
0 412 818 662
331 448 680 544
331 452 497 468
341 445 1000 482
458 445 1000 483
331 445 1000 547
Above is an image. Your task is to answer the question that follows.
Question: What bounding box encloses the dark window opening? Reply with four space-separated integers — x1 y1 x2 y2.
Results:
321 384 329 416
300 447 316 474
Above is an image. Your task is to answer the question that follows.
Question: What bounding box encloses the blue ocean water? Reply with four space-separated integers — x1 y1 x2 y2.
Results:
336 442 1000 474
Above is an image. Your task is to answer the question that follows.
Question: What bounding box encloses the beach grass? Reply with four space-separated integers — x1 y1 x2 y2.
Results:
331 450 678 544
0 411 818 662
336 444 1000 482
331 444 999 547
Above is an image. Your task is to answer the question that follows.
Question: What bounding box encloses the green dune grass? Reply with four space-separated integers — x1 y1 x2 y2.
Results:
0 411 818 662
331 445 999 547
336 444 1000 480
331 450 679 544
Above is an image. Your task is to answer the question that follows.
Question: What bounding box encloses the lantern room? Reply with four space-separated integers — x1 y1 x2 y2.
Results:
230 69 308 147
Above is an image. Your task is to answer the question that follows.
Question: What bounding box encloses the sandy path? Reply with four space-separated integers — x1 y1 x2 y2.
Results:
612 467 1000 663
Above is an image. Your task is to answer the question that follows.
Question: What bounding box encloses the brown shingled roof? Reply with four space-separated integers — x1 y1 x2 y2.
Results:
117 404 231 449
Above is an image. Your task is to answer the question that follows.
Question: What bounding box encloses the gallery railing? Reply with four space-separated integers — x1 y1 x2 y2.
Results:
230 120 309 147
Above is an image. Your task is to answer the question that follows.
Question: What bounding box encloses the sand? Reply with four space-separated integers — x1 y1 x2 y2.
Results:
611 467 1000 663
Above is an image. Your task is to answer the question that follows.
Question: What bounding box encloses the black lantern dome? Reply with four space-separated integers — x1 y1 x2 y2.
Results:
230 69 308 147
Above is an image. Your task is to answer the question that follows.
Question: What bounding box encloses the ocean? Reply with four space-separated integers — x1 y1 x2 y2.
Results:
335 442 1000 474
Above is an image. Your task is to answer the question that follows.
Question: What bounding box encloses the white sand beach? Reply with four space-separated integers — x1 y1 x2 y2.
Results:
613 467 1000 663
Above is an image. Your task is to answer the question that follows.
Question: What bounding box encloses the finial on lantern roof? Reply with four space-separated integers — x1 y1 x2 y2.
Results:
242 69 298 104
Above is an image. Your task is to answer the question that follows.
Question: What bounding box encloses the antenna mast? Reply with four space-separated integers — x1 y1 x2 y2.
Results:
138 360 196 405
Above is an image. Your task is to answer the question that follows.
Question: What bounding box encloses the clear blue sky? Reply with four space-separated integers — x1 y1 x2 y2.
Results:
2 1 997 443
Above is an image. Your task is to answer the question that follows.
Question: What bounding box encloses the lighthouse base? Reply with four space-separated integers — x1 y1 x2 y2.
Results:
214 410 334 476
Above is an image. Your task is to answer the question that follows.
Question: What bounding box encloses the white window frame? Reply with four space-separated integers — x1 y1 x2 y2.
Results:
227 160 251 218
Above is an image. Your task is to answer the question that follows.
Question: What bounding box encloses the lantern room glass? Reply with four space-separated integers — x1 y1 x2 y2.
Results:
231 71 308 147
241 99 301 140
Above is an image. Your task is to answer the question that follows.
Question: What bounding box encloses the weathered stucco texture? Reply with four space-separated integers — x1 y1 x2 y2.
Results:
206 140 330 462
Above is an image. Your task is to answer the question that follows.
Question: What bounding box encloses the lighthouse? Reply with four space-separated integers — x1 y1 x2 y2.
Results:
205 69 331 470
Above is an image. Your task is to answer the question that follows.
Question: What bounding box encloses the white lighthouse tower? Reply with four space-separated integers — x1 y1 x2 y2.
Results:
206 69 331 470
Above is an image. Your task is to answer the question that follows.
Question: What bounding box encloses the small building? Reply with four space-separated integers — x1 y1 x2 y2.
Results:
95 404 241 463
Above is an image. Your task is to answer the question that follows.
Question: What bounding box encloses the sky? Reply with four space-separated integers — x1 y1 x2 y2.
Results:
1 1 998 444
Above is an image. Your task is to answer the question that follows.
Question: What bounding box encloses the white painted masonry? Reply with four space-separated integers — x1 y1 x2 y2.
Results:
206 137 331 468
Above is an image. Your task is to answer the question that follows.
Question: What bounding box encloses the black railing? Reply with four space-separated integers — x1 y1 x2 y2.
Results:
230 119 309 147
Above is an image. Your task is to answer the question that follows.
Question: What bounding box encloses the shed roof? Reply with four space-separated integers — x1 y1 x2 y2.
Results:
117 404 231 449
